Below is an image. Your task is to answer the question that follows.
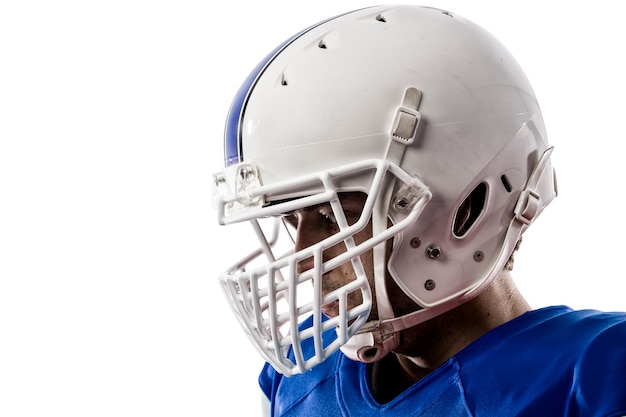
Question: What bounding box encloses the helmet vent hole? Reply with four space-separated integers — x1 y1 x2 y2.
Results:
318 40 327 49
280 74 288 86
375 14 387 23
453 183 487 237
500 174 512 193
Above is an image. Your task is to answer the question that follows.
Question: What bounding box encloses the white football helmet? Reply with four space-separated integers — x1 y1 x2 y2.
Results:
213 5 557 376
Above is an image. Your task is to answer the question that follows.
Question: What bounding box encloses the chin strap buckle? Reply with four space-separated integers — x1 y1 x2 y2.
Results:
513 146 556 226
514 189 541 225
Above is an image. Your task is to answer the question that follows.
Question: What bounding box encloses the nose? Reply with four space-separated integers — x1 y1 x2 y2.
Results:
296 256 314 275
293 212 328 275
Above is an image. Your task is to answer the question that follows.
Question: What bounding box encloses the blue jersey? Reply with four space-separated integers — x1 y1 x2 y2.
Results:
259 306 626 416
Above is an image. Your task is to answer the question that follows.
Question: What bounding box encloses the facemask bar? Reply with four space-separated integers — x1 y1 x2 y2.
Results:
214 159 431 376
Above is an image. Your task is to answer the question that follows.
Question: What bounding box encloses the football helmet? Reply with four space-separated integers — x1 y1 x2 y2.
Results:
212 5 557 376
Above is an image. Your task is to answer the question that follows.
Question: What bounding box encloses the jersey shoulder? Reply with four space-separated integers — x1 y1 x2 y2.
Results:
457 306 626 416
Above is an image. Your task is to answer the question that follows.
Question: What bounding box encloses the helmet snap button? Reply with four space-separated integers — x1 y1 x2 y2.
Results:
426 244 441 259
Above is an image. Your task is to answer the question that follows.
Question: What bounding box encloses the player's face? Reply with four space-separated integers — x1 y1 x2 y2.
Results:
286 192 376 319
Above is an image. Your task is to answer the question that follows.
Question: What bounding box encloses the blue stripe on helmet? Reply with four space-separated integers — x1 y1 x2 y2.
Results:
223 13 349 167
223 39 293 167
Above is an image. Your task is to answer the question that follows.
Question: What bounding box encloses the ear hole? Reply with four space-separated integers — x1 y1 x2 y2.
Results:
453 183 487 237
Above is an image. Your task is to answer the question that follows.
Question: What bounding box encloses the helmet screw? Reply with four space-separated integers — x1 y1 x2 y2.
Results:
426 244 441 259
395 197 410 210
410 237 421 248
424 279 436 291
473 251 484 262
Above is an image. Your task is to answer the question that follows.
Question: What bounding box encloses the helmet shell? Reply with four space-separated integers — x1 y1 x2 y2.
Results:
224 5 553 306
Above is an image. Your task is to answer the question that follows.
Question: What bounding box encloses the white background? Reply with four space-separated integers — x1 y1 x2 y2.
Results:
1 1 624 416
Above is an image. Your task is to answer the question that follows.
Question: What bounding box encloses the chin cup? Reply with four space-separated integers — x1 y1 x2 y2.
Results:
339 322 400 363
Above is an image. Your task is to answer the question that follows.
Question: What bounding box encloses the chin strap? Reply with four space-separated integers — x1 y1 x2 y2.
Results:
340 308 441 362
340 322 397 363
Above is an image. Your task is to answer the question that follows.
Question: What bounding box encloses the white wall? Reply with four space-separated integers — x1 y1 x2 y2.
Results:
1 1 624 415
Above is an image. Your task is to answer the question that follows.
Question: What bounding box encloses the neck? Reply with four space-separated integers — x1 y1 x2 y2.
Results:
369 271 530 402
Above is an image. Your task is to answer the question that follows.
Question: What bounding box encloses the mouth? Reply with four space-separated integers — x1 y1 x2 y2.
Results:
321 300 339 318
319 272 340 318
